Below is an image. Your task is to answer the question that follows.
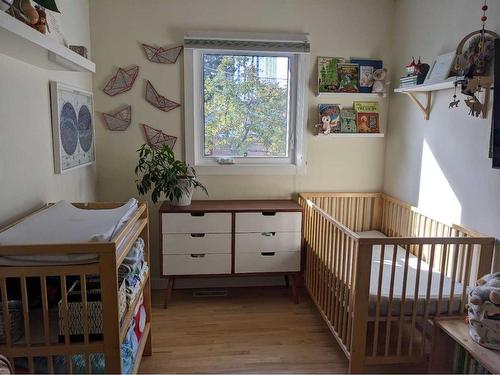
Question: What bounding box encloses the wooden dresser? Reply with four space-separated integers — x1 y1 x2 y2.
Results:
159 200 303 307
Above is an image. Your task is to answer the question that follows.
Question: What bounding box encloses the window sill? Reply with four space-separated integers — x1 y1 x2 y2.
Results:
193 164 304 175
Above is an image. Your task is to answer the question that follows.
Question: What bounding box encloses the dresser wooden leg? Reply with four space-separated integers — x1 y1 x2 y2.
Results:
284 275 290 287
290 274 299 304
164 277 175 309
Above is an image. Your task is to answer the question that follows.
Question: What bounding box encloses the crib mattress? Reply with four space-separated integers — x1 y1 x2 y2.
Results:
0 199 138 266
358 231 464 317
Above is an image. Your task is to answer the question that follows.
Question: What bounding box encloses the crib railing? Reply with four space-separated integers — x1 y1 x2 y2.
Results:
298 193 496 373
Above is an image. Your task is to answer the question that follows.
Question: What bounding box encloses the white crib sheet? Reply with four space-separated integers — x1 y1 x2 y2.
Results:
357 231 464 316
0 199 138 266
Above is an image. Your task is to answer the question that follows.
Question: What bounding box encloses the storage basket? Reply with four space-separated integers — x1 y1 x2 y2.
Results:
468 295 500 350
58 279 127 341
0 300 24 344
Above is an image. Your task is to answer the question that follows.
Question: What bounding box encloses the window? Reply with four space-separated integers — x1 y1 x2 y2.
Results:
184 32 309 175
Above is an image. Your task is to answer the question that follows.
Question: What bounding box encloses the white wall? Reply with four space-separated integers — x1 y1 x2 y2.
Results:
384 0 500 268
89 0 395 284
0 0 95 226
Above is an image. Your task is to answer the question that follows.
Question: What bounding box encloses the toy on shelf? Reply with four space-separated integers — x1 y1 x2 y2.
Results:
372 68 389 96
315 115 331 135
468 272 500 349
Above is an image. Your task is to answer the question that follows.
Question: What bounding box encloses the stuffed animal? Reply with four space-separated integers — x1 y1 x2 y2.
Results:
316 115 331 135
469 272 500 306
371 68 389 96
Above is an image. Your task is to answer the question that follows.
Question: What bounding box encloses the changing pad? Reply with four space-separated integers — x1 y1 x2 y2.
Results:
0 199 138 266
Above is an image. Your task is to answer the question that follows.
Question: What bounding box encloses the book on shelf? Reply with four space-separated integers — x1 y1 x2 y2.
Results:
319 104 341 133
338 63 359 93
340 108 357 132
353 101 379 113
351 59 383 93
452 343 492 374
356 112 379 133
318 57 345 93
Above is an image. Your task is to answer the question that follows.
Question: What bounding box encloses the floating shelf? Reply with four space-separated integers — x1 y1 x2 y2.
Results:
315 133 384 138
0 11 95 73
316 92 385 99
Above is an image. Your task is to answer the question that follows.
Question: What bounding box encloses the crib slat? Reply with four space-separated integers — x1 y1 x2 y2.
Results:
60 276 73 374
436 244 449 318
20 277 35 372
372 244 385 356
0 277 12 350
460 244 473 313
396 246 411 356
331 227 340 328
448 243 460 315
80 275 91 374
40 276 54 373
409 244 423 355
421 243 436 355
384 244 399 356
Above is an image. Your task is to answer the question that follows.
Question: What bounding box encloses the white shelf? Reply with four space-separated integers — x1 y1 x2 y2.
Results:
315 133 385 138
394 78 460 93
316 92 385 99
0 11 95 73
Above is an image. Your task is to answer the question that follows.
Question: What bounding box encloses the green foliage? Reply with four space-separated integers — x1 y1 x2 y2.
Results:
135 144 208 204
32 0 60 12
203 55 288 157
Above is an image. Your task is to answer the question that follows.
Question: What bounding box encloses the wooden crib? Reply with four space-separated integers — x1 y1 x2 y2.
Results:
298 192 496 373
0 202 151 374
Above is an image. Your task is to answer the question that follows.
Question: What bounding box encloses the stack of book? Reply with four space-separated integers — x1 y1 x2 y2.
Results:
399 75 419 88
453 344 491 374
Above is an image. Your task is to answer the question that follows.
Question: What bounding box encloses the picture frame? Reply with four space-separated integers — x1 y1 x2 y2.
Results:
424 52 456 84
49 81 95 174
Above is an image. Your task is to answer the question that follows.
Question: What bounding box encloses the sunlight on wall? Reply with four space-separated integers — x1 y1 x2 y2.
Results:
417 140 462 225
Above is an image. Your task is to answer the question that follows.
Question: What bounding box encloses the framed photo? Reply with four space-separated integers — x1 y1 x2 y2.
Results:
424 52 456 84
49 81 95 174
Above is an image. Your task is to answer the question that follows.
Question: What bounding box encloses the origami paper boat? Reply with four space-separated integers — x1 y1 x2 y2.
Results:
142 44 183 64
142 124 177 150
103 65 139 96
145 80 181 112
103 105 132 131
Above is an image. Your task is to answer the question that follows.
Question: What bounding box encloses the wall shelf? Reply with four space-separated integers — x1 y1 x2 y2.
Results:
315 133 384 138
316 92 385 99
0 11 95 73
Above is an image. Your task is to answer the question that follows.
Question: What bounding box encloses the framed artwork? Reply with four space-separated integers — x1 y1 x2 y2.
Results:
50 81 95 173
424 52 456 84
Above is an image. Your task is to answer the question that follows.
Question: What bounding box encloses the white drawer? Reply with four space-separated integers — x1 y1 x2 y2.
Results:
235 251 300 273
235 212 301 233
162 213 231 234
235 232 301 254
163 254 231 275
163 233 231 255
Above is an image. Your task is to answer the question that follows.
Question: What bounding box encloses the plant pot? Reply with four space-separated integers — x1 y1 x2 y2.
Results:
170 178 194 206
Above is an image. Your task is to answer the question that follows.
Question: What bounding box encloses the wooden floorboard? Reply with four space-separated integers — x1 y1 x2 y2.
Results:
139 287 425 374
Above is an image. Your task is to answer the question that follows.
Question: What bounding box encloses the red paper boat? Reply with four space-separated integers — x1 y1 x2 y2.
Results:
142 44 183 64
103 65 139 96
142 124 177 149
103 105 132 131
145 80 181 112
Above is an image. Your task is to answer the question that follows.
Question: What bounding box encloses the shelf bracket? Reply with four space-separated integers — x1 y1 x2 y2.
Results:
404 92 432 120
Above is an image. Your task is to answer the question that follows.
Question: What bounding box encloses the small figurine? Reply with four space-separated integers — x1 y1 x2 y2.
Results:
464 95 484 117
32 5 47 34
316 115 331 135
372 68 389 95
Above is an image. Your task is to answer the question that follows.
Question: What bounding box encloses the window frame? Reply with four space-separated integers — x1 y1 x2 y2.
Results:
184 38 308 175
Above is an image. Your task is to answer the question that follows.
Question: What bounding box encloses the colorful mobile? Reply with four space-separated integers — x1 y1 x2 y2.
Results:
142 124 177 150
142 44 183 64
102 105 132 131
145 80 181 112
103 65 139 96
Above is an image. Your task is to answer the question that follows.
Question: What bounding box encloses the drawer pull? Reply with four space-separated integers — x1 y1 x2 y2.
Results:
190 233 206 237
261 232 276 237
190 254 206 258
262 211 276 216
190 212 205 217
261 252 275 256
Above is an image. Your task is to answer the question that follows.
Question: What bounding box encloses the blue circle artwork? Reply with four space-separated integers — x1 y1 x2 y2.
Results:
59 102 78 156
77 105 93 152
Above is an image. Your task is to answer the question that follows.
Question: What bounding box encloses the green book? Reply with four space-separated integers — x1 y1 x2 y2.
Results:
340 108 357 133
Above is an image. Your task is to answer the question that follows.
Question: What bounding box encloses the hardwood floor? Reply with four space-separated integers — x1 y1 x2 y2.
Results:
139 286 426 374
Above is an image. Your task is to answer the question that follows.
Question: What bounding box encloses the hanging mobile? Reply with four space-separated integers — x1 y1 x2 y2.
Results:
449 81 460 109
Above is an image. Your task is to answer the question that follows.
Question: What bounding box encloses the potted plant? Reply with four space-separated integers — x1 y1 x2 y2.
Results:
135 143 208 206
